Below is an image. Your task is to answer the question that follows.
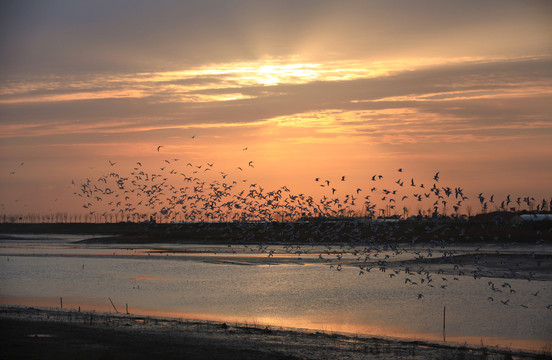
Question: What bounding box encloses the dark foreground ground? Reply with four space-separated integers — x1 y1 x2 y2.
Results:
1 306 550 360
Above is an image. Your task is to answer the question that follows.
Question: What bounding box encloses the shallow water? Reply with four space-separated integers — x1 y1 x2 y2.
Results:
0 234 551 352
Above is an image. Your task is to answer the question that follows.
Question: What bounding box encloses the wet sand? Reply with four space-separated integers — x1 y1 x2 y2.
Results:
11 242 545 281
1 306 548 359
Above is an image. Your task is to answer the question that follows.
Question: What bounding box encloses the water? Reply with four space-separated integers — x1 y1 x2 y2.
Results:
1 234 551 352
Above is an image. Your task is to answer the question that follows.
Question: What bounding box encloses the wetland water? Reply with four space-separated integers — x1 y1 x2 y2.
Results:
0 234 551 352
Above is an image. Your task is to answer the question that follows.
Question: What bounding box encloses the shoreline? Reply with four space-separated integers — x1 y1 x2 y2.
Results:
1 305 549 359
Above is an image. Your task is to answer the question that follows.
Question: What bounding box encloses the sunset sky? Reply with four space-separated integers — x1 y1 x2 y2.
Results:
1 0 551 217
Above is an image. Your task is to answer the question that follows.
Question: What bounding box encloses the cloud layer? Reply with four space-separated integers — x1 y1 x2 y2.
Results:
1 1 551 214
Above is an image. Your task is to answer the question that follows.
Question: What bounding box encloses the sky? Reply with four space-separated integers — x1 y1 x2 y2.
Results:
1 0 551 218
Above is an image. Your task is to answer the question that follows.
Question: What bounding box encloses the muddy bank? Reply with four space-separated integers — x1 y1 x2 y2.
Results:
1 306 549 360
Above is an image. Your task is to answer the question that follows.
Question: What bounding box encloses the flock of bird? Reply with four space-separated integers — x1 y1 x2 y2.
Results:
69 147 551 309
72 150 549 224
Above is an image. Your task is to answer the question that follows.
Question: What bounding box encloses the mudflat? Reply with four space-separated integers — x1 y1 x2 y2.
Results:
1 306 547 360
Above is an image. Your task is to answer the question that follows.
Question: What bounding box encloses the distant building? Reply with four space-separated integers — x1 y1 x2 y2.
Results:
519 214 552 221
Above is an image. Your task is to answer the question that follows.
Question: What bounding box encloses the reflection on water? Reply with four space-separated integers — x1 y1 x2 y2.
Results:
0 234 551 352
